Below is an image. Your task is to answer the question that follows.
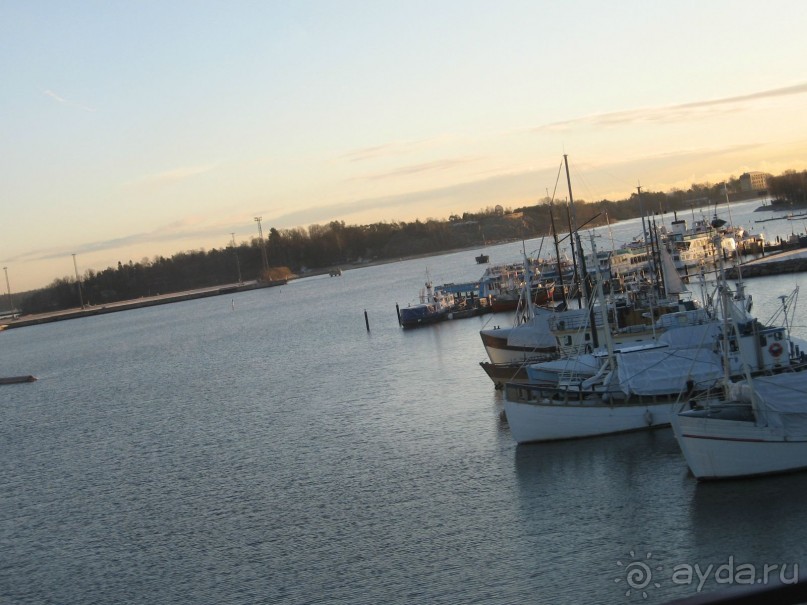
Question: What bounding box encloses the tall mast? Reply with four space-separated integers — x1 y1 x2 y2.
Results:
549 201 567 306
651 215 666 299
565 199 581 308
563 154 579 232
590 234 614 363
564 155 587 309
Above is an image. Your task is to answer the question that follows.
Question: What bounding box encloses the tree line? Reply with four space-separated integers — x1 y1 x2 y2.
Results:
6 169 800 316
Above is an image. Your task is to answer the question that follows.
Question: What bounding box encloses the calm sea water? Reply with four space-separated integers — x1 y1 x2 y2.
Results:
3 200 807 605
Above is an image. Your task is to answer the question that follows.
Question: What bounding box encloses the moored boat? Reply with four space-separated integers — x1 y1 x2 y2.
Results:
671 280 807 479
398 279 455 329
673 367 807 480
501 234 803 444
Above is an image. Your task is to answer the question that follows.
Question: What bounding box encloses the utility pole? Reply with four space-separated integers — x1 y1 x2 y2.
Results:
3 266 13 312
231 233 242 284
72 253 85 308
254 217 269 276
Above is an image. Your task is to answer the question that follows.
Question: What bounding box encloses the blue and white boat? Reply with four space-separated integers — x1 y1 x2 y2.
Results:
398 280 455 329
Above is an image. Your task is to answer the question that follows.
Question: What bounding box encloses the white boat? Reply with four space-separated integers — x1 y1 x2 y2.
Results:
671 279 807 479
504 394 678 442
480 305 558 365
673 368 807 480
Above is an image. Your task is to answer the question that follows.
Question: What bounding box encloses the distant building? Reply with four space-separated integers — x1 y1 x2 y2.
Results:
739 171 767 192
494 204 504 216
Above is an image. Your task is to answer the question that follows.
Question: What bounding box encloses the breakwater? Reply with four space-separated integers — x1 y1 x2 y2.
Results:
725 249 807 280
0 279 285 330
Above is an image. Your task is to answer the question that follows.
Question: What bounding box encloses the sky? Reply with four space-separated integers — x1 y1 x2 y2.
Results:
3 1 807 292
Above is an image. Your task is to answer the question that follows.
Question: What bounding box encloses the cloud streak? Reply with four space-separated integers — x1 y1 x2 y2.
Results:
340 140 426 162
537 82 807 131
44 89 96 112
14 217 234 265
357 156 482 181
124 164 219 191
2 140 787 271
340 134 463 163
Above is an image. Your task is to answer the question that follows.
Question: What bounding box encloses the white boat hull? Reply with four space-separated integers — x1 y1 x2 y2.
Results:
503 397 676 443
672 414 807 479
480 328 555 365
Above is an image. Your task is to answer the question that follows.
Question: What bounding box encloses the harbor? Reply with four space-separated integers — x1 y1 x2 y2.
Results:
5 4 807 601
4 199 807 604
4 237 807 605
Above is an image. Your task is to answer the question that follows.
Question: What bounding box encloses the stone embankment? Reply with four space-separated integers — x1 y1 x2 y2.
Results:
725 249 807 280
0 279 285 330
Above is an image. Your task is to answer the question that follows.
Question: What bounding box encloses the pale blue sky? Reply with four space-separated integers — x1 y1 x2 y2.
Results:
3 1 807 291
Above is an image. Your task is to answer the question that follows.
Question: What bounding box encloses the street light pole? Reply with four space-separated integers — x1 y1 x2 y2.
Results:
254 216 269 275
231 233 242 284
2 266 13 312
72 253 85 308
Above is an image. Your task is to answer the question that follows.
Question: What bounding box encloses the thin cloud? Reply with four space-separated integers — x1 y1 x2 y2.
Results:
340 135 462 162
44 89 96 112
341 141 423 162
18 216 232 263
537 82 807 131
270 142 781 228
124 164 219 191
358 156 482 181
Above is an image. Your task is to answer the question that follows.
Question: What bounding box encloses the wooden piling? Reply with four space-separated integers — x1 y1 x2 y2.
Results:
364 309 370 332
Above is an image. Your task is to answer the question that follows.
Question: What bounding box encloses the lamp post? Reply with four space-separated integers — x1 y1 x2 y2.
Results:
254 216 269 275
72 253 85 308
2 266 13 312
231 233 242 284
